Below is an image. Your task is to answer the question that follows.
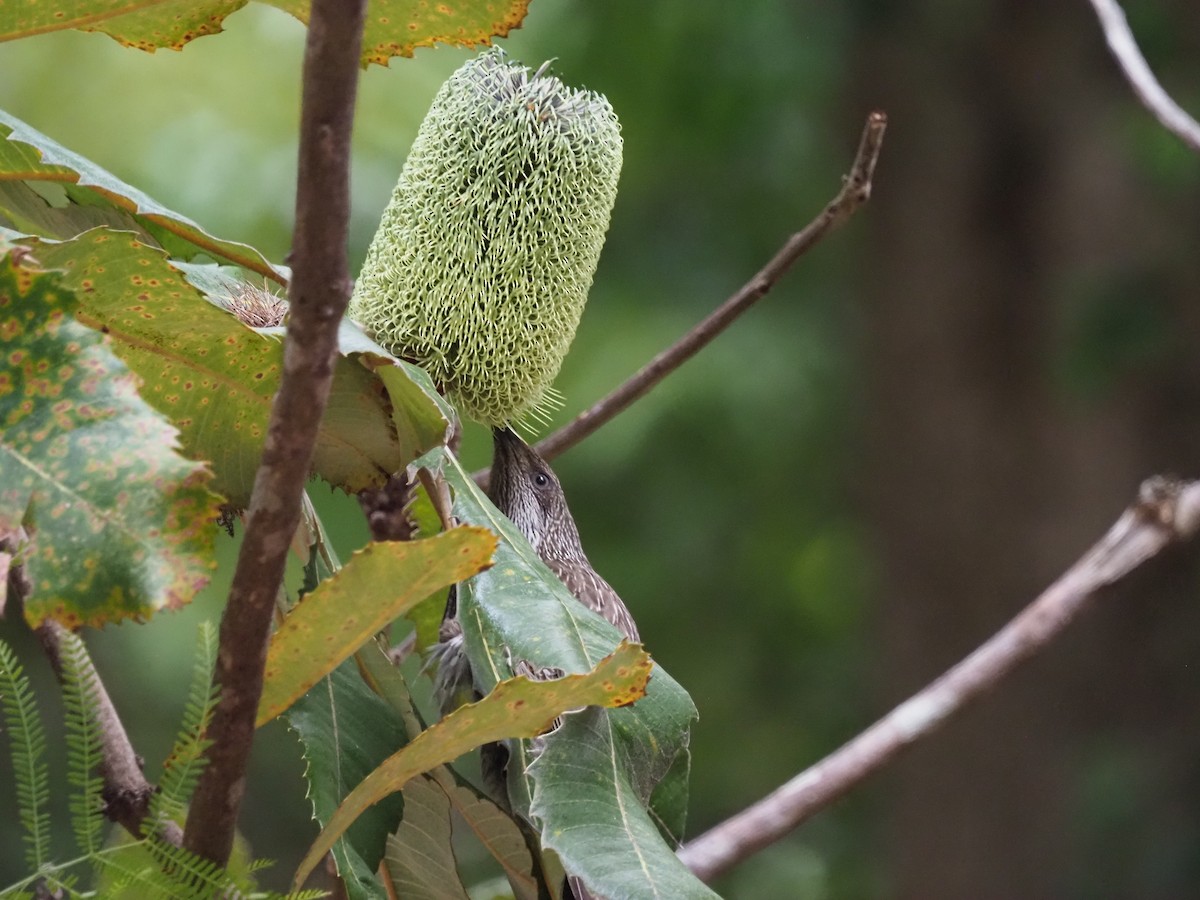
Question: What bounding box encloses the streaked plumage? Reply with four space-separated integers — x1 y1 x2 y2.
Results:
433 427 639 715
490 426 639 642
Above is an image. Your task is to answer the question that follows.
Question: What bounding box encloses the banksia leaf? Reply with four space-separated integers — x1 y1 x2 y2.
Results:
350 48 623 426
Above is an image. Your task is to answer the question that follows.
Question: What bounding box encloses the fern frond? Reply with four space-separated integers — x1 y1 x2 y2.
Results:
0 639 52 870
58 630 105 856
153 621 220 822
144 835 250 899
92 845 166 898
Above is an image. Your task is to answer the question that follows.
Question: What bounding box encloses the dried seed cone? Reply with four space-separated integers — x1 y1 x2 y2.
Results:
350 48 623 426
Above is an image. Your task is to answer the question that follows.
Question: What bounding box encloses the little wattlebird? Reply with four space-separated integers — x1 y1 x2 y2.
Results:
433 426 640 716
432 427 639 899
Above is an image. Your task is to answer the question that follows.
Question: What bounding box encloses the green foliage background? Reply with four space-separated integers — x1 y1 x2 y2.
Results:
3 4 864 895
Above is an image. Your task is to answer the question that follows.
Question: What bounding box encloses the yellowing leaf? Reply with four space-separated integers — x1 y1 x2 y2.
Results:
0 1 531 67
258 526 496 726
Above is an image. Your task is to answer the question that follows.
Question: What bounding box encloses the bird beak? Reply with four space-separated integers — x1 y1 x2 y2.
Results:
492 426 521 461
490 426 524 490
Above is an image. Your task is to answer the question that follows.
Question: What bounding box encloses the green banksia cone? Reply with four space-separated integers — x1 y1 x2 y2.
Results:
349 48 622 427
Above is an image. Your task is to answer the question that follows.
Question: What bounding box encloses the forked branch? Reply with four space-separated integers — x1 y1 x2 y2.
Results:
679 477 1200 882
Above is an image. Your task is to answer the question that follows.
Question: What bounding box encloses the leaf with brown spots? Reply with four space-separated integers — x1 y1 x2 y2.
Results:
0 0 530 67
268 0 531 65
0 0 243 50
0 250 220 627
257 525 497 727
0 109 282 284
292 641 652 889
15 229 437 505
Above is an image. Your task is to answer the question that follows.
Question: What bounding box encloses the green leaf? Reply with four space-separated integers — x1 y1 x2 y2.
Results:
59 630 104 855
16 230 431 505
293 642 652 890
288 650 410 900
433 448 715 899
0 2 531 67
0 179 149 245
0 639 51 870
0 109 282 283
0 249 220 626
0 0 243 51
154 621 220 821
258 526 497 727
646 739 693 848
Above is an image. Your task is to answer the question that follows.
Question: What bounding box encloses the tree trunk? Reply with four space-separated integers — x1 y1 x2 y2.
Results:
855 2 1200 895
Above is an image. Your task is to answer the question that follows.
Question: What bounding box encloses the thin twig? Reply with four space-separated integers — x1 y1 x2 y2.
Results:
497 110 885 476
1087 0 1200 153
35 619 184 848
182 0 366 866
678 476 1200 883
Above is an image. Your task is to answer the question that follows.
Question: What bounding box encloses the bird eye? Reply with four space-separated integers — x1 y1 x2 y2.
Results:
533 472 550 488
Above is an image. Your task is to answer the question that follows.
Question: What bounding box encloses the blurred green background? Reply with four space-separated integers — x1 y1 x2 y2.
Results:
3 2 1200 897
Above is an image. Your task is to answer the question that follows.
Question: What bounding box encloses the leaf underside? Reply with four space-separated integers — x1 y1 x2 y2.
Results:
0 109 282 282
0 1 532 66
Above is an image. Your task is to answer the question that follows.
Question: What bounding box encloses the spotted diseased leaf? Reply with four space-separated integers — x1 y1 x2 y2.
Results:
0 0 242 51
273 0 531 65
0 110 281 282
257 526 497 727
15 230 433 505
0 251 219 627
0 1 530 66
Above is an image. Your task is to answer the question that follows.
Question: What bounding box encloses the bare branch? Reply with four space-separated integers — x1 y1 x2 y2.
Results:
182 0 366 866
1087 0 1200 153
35 619 183 847
679 477 1200 883
5 531 177 845
521 110 886 471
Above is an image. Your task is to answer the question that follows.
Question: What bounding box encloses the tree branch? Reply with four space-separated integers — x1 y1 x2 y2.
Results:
678 476 1200 883
182 0 366 866
35 619 184 847
5 531 178 846
1087 0 1200 153
523 110 886 470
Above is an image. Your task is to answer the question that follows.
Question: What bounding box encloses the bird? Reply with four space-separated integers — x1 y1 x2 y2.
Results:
433 426 635 900
488 425 640 642
432 426 639 716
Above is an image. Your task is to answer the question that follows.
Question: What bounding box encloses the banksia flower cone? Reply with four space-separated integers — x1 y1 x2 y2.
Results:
350 48 623 426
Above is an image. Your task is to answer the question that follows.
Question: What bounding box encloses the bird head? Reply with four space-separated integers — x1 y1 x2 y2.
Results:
489 427 584 561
